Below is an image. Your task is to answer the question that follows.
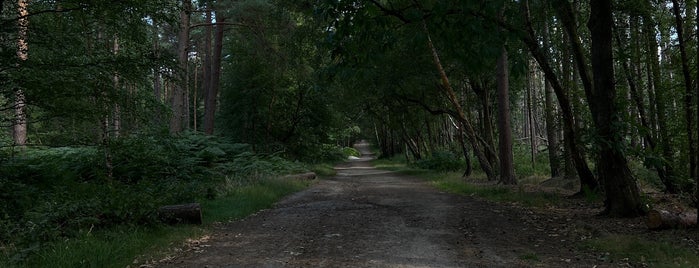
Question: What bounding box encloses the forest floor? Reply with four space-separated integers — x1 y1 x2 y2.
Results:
151 142 699 268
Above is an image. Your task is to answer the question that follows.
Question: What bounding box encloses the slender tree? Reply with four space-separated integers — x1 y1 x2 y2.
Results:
671 0 697 182
696 0 699 221
497 46 516 185
542 16 560 178
13 0 28 146
170 0 191 134
519 0 598 191
421 20 497 180
203 17 225 135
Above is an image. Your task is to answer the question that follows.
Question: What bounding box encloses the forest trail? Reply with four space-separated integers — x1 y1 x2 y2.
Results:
156 141 601 267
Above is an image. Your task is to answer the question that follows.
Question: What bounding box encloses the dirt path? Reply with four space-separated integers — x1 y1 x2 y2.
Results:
156 141 603 267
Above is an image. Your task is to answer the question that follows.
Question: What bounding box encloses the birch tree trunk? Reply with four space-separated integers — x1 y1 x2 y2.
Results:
13 0 29 147
112 35 121 138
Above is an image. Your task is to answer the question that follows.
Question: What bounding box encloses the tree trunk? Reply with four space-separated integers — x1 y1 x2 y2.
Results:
204 18 225 135
472 81 499 170
526 62 536 168
497 47 516 185
13 0 29 147
201 10 213 133
614 23 676 193
449 116 472 177
112 35 121 138
589 0 643 217
520 1 598 191
422 20 497 180
696 0 699 223
170 0 191 134
671 0 697 184
561 31 575 180
643 14 677 195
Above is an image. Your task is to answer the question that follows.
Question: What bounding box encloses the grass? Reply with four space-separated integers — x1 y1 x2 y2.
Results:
372 157 560 207
202 178 311 223
519 252 540 262
431 175 561 207
308 163 337 177
373 155 698 266
581 234 699 267
12 226 204 268
2 178 311 268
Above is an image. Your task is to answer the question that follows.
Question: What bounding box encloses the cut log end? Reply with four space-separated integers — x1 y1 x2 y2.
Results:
646 209 697 230
158 203 202 225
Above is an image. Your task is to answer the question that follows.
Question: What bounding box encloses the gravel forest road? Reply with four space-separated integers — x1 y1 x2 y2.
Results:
157 141 600 268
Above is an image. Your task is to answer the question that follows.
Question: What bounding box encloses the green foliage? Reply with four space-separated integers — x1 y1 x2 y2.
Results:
293 143 356 163
201 178 310 223
0 133 308 265
375 156 560 207
512 143 552 179
4 226 203 268
341 147 361 157
307 163 337 177
412 151 465 172
519 252 540 262
435 177 561 207
581 234 699 267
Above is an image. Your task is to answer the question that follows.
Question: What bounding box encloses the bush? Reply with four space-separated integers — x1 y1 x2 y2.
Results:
0 133 308 263
413 151 464 172
342 147 361 157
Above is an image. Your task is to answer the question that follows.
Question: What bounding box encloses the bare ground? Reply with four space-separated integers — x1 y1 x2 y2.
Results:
153 142 698 268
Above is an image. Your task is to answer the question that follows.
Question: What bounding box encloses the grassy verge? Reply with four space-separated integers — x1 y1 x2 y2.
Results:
307 163 337 177
581 234 699 267
373 156 699 266
3 178 311 268
372 157 559 207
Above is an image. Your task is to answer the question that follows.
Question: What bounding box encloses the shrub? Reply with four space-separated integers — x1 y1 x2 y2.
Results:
342 147 361 157
413 151 464 172
0 133 308 263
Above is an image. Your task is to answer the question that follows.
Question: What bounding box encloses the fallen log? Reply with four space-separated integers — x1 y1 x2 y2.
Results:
158 203 202 225
646 209 697 230
282 172 317 180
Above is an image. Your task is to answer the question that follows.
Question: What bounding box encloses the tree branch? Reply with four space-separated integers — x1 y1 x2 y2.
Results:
189 22 251 30
1 6 86 27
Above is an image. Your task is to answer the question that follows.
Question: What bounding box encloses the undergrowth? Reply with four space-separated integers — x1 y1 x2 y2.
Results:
0 133 333 267
581 234 699 267
373 154 559 207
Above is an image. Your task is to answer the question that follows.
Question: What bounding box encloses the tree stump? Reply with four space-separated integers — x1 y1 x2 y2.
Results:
158 203 202 225
646 209 697 230
282 172 317 180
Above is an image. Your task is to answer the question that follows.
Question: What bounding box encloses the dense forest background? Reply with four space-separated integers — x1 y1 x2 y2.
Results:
2 0 699 265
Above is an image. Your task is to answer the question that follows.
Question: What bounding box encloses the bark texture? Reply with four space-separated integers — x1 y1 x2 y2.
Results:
496 48 516 185
170 0 191 134
13 0 29 146
589 0 643 217
204 18 225 135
